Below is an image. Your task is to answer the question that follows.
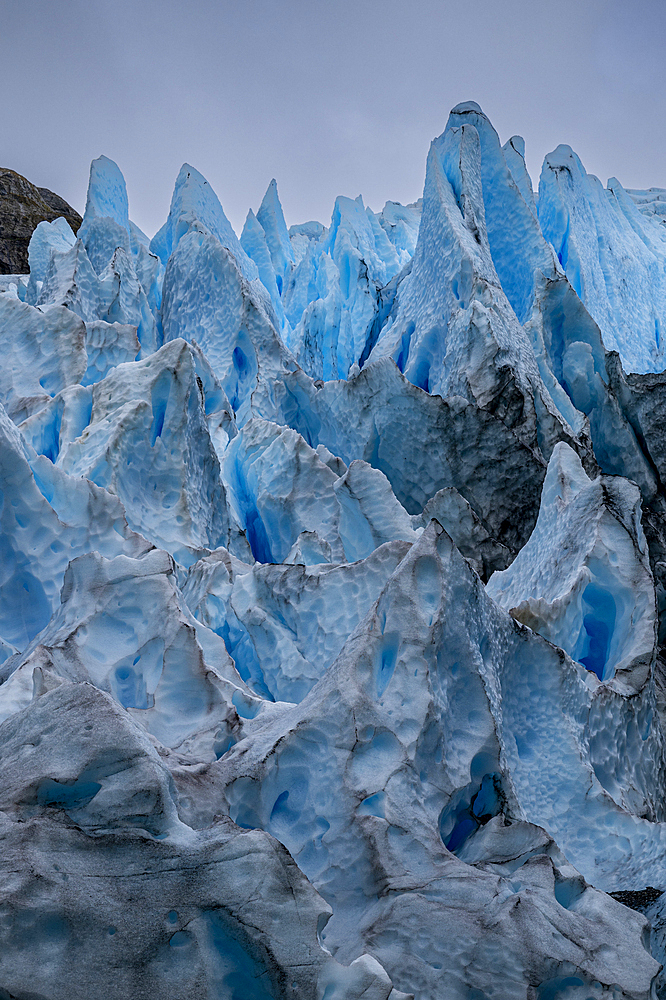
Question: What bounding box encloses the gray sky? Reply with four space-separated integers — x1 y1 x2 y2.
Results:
1 0 665 238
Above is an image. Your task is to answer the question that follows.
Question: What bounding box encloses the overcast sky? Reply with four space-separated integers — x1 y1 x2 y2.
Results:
1 0 665 237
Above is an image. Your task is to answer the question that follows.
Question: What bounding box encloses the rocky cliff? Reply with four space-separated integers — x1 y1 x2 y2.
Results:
0 168 81 273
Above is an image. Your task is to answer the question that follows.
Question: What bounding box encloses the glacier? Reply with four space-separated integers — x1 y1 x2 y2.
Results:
1 108 666 999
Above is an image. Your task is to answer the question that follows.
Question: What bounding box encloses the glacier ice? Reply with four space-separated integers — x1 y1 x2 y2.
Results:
367 115 592 471
211 521 663 999
376 199 422 261
79 154 131 236
0 547 272 757
278 188 414 381
538 145 666 374
487 443 656 686
279 357 549 554
0 403 149 652
183 539 412 703
241 205 289 333
256 178 295 299
628 187 666 223
150 162 260 288
31 230 158 356
161 226 299 427
3 102 666 997
26 215 76 296
36 238 103 321
0 293 87 421
0 684 406 1000
223 416 419 567
52 338 248 565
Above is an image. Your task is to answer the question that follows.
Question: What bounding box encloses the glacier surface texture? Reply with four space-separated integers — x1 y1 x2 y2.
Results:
4 106 666 998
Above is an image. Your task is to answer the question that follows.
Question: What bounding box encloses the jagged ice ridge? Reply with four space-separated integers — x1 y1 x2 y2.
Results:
3 101 666 998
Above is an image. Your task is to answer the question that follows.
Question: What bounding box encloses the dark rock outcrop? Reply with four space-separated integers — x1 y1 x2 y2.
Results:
609 888 663 912
0 168 81 274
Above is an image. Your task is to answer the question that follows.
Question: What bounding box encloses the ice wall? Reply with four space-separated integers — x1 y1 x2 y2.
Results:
1 103 666 998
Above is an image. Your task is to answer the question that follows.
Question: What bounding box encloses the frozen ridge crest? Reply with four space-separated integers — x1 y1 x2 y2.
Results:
2 106 666 998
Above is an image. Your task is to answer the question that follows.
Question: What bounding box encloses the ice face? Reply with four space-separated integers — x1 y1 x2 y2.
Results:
160 227 299 427
150 162 259 286
36 238 102 322
376 200 422 261
27 216 77 290
0 403 149 651
278 357 549 555
223 416 419 567
54 339 245 565
0 293 87 421
79 320 140 385
256 178 295 296
413 104 658 507
4 103 666 997
627 186 666 222
538 144 666 374
502 135 537 217
1 548 270 758
79 154 131 237
184 539 411 703
487 442 656 685
241 207 288 332
0 687 400 1000
280 190 414 381
98 247 158 355
212 522 663 998
444 102 561 327
30 236 158 361
368 121 593 475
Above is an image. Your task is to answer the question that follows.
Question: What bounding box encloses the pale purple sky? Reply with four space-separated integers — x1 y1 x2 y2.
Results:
2 0 665 237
